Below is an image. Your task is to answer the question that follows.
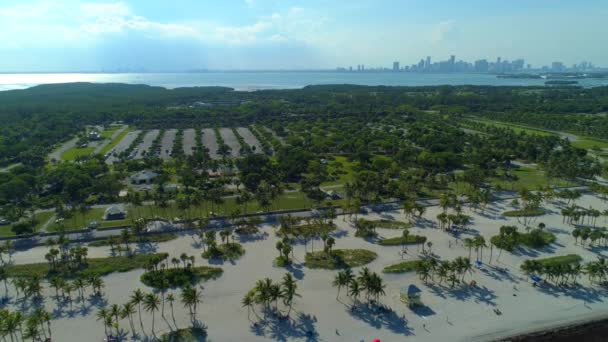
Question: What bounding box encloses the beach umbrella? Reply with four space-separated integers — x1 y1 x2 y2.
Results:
373 339 381 342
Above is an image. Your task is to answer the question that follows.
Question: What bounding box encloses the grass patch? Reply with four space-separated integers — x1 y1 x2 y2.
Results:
140 266 223 289
274 255 291 267
536 254 582 267
0 211 55 237
571 138 608 150
201 243 245 260
100 127 130 155
305 249 377 269
364 219 412 229
378 235 427 246
490 166 574 191
383 260 423 273
6 253 167 279
88 233 178 247
48 208 106 232
160 327 207 342
61 146 95 161
502 209 545 217
321 156 358 186
491 229 556 251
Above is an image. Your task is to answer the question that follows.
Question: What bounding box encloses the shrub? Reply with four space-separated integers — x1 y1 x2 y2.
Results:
378 235 427 246
140 266 223 288
201 243 245 260
383 260 422 273
305 249 377 269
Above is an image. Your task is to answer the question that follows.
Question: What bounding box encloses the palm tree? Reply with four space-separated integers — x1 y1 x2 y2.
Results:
281 273 300 318
143 293 160 335
121 302 137 336
23 317 40 342
130 289 146 332
181 285 203 321
254 278 273 317
464 238 474 260
73 277 86 302
242 290 255 321
269 284 282 311
332 271 349 299
166 293 177 328
96 308 110 337
109 304 121 335
348 280 362 305
89 275 104 297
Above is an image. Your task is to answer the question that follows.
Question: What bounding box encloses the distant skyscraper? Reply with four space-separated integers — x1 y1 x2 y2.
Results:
393 61 400 71
551 61 565 72
474 59 489 72
425 56 431 70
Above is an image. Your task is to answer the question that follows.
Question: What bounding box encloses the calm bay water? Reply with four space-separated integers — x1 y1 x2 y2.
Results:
1 72 608 91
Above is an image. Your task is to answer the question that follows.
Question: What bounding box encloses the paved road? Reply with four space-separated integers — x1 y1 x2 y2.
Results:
106 130 141 165
8 187 589 249
237 127 263 153
160 129 177 160
202 128 220 160
93 125 128 155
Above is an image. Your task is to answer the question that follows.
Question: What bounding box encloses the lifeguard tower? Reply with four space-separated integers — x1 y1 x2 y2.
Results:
400 285 422 308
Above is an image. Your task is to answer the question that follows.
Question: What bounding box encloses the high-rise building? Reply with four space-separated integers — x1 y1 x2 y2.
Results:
474 59 489 72
551 61 565 72
393 61 400 71
425 56 431 70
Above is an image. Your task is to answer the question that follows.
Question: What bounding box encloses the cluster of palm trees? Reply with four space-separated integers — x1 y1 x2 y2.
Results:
275 237 294 266
463 236 488 261
521 258 607 286
332 267 386 305
9 275 44 301
402 200 426 223
561 206 606 227
47 274 105 302
572 227 608 247
44 239 88 272
416 257 473 288
241 273 300 321
0 307 52 341
98 286 204 338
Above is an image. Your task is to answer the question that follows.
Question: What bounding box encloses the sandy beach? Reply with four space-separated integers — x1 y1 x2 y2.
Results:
3 194 608 341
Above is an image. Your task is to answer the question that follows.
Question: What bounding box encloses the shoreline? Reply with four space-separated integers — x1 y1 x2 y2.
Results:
483 312 608 342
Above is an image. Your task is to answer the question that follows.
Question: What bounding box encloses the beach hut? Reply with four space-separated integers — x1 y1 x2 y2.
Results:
400 285 422 307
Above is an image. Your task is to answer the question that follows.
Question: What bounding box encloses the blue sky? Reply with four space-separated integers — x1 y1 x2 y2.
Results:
0 0 607 71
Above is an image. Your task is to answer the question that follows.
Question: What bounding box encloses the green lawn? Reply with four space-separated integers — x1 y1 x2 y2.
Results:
305 249 377 269
490 166 574 191
6 253 167 279
100 127 130 155
321 156 358 186
571 138 608 150
378 235 427 246
61 146 95 161
502 209 546 217
100 126 122 139
48 208 135 232
383 260 422 273
0 211 55 237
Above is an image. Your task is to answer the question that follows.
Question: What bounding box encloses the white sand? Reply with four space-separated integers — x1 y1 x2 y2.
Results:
4 194 608 341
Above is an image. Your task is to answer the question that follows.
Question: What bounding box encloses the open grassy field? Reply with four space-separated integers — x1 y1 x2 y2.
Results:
321 156 358 186
571 138 608 150
60 146 96 161
490 166 574 191
100 125 122 139
0 211 55 237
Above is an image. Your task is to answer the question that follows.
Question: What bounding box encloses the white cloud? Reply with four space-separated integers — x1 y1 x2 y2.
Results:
430 20 458 43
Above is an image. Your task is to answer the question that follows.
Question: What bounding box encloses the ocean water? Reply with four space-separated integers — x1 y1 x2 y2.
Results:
1 72 608 91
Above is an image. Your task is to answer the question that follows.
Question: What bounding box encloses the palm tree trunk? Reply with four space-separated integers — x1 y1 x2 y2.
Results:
151 311 155 336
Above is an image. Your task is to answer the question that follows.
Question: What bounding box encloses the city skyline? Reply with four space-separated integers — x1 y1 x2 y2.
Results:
1 0 608 72
337 55 603 74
